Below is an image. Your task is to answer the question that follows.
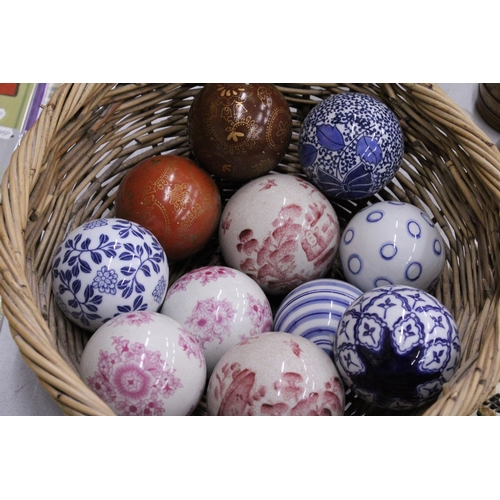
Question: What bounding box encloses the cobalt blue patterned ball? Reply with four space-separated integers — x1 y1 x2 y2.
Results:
273 278 362 357
339 201 446 292
298 92 404 200
332 285 461 410
52 218 169 332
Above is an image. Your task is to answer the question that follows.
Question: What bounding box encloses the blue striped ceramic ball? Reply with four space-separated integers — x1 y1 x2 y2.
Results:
273 278 362 357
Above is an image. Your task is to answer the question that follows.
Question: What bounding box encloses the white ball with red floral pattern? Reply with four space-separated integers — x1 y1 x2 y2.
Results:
206 332 345 416
80 311 206 416
160 265 273 375
218 173 341 295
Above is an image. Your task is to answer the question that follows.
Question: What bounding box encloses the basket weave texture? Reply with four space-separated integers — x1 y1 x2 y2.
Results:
1 83 500 416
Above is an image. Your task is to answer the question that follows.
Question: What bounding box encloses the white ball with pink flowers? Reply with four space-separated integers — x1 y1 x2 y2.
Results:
80 311 206 416
161 265 273 375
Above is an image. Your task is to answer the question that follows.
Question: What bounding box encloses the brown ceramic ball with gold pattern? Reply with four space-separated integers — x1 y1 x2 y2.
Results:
115 155 222 262
187 84 292 181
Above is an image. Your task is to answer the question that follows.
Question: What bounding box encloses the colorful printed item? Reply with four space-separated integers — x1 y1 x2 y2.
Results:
273 278 362 357
219 173 340 295
207 332 345 416
299 92 404 200
115 154 221 262
80 312 206 416
332 285 461 410
188 83 292 181
339 201 446 292
161 265 273 375
52 218 169 332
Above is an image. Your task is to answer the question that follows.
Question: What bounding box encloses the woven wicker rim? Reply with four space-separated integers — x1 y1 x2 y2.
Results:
1 83 500 416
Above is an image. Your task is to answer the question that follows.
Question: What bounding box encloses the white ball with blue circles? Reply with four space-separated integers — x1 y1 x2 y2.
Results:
273 278 362 357
339 201 446 292
298 92 404 200
52 218 169 332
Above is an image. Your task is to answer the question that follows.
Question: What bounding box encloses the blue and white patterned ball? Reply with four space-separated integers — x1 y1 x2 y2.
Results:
332 285 461 410
298 92 404 200
52 218 169 332
339 201 446 292
273 278 362 357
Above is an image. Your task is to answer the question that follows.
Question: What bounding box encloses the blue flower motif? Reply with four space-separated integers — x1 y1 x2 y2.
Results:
316 124 345 151
83 219 108 230
356 136 382 165
92 266 118 294
152 276 167 303
316 162 374 200
299 143 318 168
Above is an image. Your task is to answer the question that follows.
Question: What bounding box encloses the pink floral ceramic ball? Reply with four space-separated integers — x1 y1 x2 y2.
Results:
206 332 345 416
160 265 273 375
80 311 206 416
219 173 341 295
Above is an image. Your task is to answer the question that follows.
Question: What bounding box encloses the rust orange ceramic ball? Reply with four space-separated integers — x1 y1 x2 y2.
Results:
187 83 293 181
115 155 222 262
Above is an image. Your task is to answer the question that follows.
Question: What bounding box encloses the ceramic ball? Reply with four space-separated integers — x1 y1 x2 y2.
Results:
51 218 169 332
273 278 362 357
206 332 345 416
80 311 206 416
160 265 273 375
187 83 292 181
115 154 221 262
298 92 404 200
339 201 446 292
219 173 341 295
332 285 461 410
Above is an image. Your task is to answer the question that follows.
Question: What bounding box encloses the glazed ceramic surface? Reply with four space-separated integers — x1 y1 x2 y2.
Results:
187 83 292 181
115 154 221 262
207 332 345 416
51 218 169 332
160 265 273 375
80 311 206 416
273 278 362 357
339 201 446 292
298 92 404 200
332 285 461 410
219 173 340 295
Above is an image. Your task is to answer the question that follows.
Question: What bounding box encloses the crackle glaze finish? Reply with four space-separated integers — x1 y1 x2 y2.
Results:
273 278 362 357
80 311 206 416
332 285 461 410
219 173 340 295
115 154 221 262
339 201 446 292
299 92 404 200
187 84 292 181
51 218 169 332
207 332 345 416
160 265 273 375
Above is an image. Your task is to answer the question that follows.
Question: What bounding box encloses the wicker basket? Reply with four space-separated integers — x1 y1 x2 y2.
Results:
1 83 500 416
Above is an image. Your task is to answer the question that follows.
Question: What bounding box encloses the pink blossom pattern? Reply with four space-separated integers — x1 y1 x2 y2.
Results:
221 212 232 235
244 293 272 339
106 311 155 328
178 328 206 367
258 178 278 191
85 335 182 416
185 297 237 348
212 361 343 416
167 266 237 297
237 201 337 291
288 338 302 357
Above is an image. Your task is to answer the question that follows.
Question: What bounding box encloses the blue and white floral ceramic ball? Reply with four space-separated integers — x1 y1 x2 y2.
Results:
298 92 404 200
332 285 461 411
52 218 169 332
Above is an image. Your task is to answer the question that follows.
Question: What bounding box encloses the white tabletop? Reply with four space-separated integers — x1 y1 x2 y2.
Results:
1 83 499 416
